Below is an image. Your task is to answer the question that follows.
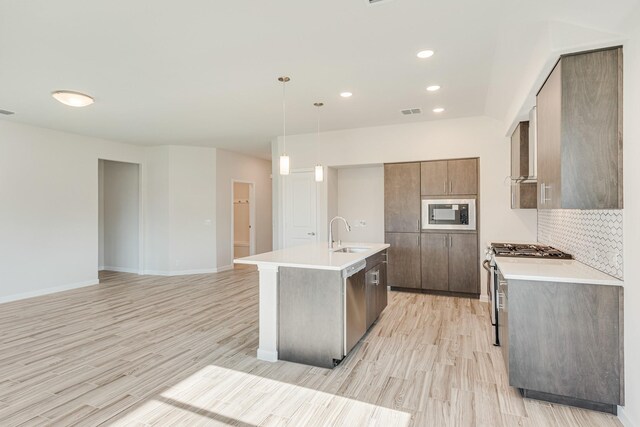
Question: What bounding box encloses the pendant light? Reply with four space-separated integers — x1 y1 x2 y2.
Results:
314 102 324 182
278 76 291 175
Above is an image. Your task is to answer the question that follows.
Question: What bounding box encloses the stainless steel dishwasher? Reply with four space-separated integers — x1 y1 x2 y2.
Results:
343 260 367 355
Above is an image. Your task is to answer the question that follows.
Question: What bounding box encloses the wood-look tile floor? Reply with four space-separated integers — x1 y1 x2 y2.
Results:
0 268 622 426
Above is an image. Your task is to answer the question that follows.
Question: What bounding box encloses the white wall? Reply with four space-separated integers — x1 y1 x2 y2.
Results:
621 21 640 427
0 120 145 302
100 160 140 272
272 116 539 296
335 166 385 243
168 146 217 273
216 149 272 270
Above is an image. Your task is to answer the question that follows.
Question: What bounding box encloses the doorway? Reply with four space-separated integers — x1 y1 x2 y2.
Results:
232 181 255 259
98 159 142 274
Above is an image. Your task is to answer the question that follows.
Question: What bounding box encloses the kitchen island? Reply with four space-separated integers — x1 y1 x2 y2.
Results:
234 242 389 368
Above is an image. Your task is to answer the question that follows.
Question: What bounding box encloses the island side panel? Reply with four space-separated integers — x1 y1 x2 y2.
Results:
279 267 344 368
257 265 280 362
508 279 622 407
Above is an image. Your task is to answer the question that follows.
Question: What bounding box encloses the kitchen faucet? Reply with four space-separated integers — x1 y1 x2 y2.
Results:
329 216 351 249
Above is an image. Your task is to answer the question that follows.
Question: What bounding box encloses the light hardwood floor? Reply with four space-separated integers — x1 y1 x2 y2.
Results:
0 268 622 426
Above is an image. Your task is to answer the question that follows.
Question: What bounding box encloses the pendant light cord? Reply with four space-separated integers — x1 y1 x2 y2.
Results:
282 80 286 153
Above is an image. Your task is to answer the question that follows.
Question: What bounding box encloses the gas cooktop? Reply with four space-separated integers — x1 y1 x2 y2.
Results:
491 243 573 259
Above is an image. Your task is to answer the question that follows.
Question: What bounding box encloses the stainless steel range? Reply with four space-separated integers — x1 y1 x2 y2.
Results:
483 243 572 346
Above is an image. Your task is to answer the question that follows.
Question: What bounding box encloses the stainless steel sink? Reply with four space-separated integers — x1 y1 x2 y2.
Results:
333 247 370 254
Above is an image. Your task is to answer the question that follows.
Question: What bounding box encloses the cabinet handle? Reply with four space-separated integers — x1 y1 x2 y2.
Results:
443 236 447 247
449 235 453 247
449 181 452 194
540 183 545 205
444 181 447 194
307 232 316 236
511 189 515 208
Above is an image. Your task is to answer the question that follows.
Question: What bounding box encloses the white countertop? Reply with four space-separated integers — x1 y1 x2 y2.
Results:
234 242 390 271
494 257 623 286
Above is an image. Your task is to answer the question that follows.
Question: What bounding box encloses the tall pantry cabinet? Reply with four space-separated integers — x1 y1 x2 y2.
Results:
384 158 480 297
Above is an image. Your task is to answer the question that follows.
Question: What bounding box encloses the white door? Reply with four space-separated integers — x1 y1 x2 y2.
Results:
284 171 318 248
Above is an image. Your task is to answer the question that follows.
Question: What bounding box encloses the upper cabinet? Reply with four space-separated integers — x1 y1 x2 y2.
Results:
384 163 421 232
421 158 478 196
536 47 623 209
511 122 537 209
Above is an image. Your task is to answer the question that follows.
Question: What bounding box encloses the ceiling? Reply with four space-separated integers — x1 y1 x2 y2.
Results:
0 0 638 158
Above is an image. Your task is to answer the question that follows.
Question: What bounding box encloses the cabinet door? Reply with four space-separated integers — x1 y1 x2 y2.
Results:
377 262 388 317
448 233 479 294
384 163 421 232
536 61 562 209
448 159 478 195
420 160 448 196
421 233 449 291
365 267 378 330
385 233 421 289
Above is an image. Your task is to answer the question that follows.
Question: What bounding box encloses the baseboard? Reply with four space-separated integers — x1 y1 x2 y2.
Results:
0 279 99 305
215 265 234 273
619 407 637 427
100 266 140 274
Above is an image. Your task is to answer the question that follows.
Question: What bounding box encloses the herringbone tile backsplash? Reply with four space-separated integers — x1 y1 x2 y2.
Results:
538 210 624 279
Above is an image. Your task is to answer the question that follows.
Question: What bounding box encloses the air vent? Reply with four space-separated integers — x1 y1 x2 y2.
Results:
0 109 15 116
401 108 422 115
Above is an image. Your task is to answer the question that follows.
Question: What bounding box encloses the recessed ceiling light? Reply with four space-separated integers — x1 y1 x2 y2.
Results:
433 107 445 113
426 85 441 92
51 90 94 107
417 50 434 59
340 92 353 98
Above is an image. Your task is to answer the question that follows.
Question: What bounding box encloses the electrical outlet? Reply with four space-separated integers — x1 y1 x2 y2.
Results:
358 220 367 227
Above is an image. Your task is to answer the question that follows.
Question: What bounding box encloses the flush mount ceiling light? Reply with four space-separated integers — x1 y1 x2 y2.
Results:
340 92 353 98
417 50 434 59
314 102 324 183
278 77 291 176
426 85 441 92
51 90 94 107
433 107 445 113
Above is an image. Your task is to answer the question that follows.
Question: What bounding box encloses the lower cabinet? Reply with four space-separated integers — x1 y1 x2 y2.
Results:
502 273 624 413
365 259 388 330
385 233 421 289
421 232 479 295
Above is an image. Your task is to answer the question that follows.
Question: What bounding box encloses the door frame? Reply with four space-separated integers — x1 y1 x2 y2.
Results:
231 180 256 259
98 158 145 275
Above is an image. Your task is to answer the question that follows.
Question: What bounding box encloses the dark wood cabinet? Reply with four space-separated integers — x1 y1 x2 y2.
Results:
385 233 421 289
421 232 478 294
536 47 623 209
421 233 449 291
420 160 448 196
448 159 478 195
504 274 624 413
365 259 388 330
421 158 477 196
386 158 479 297
510 122 537 209
448 233 479 294
384 163 421 232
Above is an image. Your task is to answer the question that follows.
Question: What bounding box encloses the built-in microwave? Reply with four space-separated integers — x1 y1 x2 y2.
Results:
422 199 476 231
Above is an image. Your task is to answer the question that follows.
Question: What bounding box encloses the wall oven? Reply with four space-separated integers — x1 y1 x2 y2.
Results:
421 199 476 231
